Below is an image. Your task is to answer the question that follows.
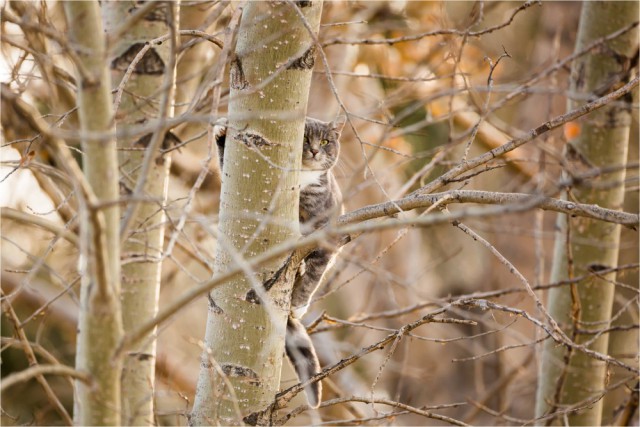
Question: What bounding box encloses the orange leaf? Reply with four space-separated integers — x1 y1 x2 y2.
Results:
564 122 581 140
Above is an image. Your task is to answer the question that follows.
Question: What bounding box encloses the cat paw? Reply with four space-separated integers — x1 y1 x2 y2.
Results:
213 118 227 151
213 117 228 135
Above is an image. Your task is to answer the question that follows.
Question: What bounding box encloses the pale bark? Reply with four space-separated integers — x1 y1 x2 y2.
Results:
535 2 639 425
102 1 178 425
63 1 123 425
190 2 323 425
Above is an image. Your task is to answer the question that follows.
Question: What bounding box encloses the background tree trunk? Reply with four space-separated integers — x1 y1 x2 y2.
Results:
190 2 323 424
102 2 179 425
63 1 123 425
535 2 639 425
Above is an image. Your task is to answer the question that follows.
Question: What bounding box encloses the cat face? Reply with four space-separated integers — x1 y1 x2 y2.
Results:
301 117 345 171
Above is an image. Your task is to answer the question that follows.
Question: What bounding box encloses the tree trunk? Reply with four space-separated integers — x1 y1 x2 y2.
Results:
63 1 123 425
102 2 179 425
190 2 323 425
535 2 638 425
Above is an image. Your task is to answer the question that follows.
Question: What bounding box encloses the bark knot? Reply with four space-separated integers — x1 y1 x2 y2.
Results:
111 43 165 75
287 45 316 70
230 55 248 90
129 2 170 23
220 364 261 386
234 131 275 149
207 293 224 314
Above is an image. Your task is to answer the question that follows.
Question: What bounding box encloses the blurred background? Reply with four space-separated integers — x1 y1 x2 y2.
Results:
1 1 638 425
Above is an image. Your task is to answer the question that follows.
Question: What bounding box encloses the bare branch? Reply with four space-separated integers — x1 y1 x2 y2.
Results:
341 189 639 229
278 396 469 426
1 364 91 392
1 289 74 425
1 207 79 245
322 1 539 46
413 75 639 196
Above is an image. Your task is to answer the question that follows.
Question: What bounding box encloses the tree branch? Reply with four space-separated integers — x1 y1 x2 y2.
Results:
412 75 639 196
340 189 639 229
1 289 74 425
0 207 79 245
1 364 91 392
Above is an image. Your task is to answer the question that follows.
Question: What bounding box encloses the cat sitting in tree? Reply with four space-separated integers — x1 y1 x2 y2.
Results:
214 116 346 408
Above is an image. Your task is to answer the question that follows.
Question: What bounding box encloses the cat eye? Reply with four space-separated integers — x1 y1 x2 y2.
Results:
320 139 329 146
303 136 309 144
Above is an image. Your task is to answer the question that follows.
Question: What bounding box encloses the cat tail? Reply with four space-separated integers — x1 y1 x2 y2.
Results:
213 118 227 170
285 316 322 408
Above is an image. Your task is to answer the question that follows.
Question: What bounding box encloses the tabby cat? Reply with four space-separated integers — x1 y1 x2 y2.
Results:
214 116 346 408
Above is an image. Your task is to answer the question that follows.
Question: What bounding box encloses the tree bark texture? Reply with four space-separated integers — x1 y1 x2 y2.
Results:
191 2 323 425
63 1 124 425
102 1 178 425
535 2 639 425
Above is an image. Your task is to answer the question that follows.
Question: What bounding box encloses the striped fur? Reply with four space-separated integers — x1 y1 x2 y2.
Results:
286 317 322 408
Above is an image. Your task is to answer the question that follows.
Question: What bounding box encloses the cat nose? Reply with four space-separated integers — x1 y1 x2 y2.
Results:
310 148 319 156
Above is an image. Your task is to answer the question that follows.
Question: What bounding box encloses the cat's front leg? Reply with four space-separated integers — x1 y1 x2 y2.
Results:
291 248 334 318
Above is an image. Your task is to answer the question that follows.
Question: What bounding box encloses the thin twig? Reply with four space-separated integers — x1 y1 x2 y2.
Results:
321 1 539 46
278 396 468 426
1 289 75 424
412 76 639 197
1 364 91 392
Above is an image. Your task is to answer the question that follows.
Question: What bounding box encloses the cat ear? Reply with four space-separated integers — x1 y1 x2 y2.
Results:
331 115 347 133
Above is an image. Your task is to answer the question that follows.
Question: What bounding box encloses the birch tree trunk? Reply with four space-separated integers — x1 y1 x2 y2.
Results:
535 2 639 425
63 1 123 425
191 2 323 424
102 2 178 425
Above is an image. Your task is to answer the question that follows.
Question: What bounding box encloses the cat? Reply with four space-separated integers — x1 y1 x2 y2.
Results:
214 116 345 408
